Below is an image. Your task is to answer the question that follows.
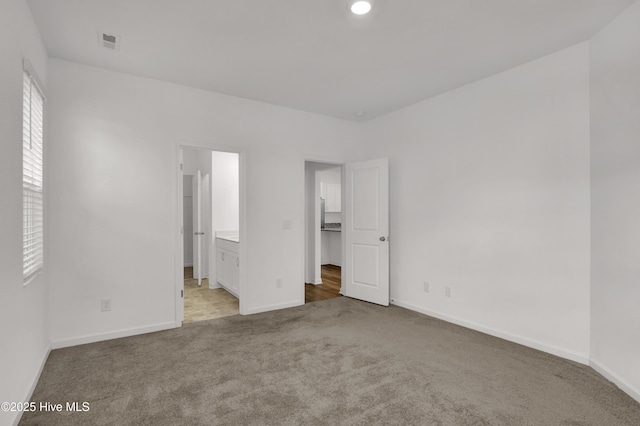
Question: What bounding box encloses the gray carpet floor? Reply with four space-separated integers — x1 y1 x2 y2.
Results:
20 298 640 425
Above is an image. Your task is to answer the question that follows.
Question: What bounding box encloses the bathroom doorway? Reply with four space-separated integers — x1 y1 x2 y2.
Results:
178 147 242 323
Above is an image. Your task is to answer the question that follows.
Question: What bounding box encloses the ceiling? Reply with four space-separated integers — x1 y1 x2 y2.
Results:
27 0 633 121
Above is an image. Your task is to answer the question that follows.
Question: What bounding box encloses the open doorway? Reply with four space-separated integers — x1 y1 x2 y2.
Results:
304 161 344 303
180 147 241 323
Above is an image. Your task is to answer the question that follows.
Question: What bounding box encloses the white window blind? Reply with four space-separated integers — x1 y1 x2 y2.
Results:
23 69 45 282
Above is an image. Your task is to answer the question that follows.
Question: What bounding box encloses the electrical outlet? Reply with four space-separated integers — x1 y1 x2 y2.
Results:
276 278 283 288
445 287 452 298
100 298 112 312
282 219 292 229
423 281 430 293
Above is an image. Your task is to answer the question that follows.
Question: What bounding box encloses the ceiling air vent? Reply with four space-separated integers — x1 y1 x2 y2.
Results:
99 31 120 51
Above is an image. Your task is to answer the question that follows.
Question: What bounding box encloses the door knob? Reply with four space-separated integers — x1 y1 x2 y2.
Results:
380 236 387 242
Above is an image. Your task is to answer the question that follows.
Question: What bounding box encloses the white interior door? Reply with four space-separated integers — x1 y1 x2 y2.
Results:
193 169 202 286
344 158 389 306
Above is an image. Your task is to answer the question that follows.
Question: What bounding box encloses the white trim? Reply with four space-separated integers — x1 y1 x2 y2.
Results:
340 164 346 296
209 280 222 289
237 149 247 315
12 343 51 426
51 322 176 349
391 299 589 365
174 144 184 325
590 358 640 404
245 300 303 315
314 170 323 291
303 276 323 285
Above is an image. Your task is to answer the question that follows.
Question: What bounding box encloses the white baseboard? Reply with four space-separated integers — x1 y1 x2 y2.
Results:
391 299 589 365
305 275 321 285
590 358 640 404
218 282 238 298
209 281 222 289
245 300 303 315
12 343 51 426
51 321 177 349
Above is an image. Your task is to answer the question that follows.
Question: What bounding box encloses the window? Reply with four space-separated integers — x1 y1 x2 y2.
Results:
23 65 45 283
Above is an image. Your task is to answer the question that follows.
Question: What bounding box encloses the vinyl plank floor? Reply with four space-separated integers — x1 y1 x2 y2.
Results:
305 265 342 303
184 267 239 323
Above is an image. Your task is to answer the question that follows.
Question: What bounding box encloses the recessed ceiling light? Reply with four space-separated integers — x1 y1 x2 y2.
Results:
350 1 372 15
354 111 367 117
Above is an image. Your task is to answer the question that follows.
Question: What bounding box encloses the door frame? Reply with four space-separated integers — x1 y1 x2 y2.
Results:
175 143 247 326
302 158 347 303
194 169 203 286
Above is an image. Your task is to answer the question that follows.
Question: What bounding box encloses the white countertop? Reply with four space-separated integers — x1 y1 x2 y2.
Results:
217 235 239 243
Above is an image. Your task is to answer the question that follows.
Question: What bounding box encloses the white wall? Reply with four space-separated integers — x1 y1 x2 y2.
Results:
590 0 640 402
211 151 239 233
0 1 49 424
46 58 362 345
183 147 212 175
362 44 592 362
318 168 341 185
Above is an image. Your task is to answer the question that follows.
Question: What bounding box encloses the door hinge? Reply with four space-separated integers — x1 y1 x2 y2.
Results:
181 290 184 298
180 163 183 171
